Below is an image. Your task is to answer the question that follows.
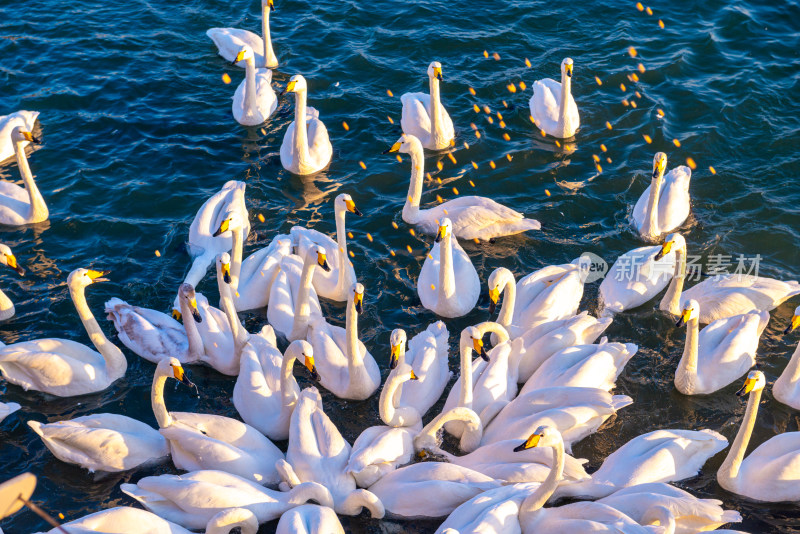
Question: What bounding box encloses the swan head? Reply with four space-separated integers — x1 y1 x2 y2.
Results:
389 329 407 369
219 252 232 284
462 325 489 362
435 218 452 243
784 305 800 334
177 283 202 323
427 61 443 81
10 127 40 144
280 74 307 97
158 357 196 388
262 0 275 11
307 245 331 272
513 425 562 452
206 508 258 534
232 45 255 66
676 299 700 327
0 244 24 276
212 210 245 237
654 232 684 260
383 133 422 155
561 58 573 78
736 370 766 397
68 268 110 288
336 193 363 217
287 340 318 381
352 283 365 314
652 152 667 179
487 268 513 315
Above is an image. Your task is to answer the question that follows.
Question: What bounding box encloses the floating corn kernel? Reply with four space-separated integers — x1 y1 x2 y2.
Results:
592 154 600 163
502 133 511 141
58 513 65 520
483 105 491 114
525 57 532 68
426 172 433 180
366 233 373 242
487 117 494 124
347 232 354 239
390 249 396 256
646 6 653 15
622 99 630 106
555 140 561 147
630 73 639 82
258 213 265 223
658 19 665 29
541 128 547 136
506 154 512 161
475 131 481 139
502 99 508 108
499 121 506 128
470 122 478 130
436 161 444 171
427 255 433 261
396 155 402 163
436 195 444 203
489 161 496 169
474 238 480 244
628 46 637 58
483 50 489 58
686 157 697 170
638 63 646 73
517 80 526 91
493 52 500 60
443 209 449 215
497 112 503 120
595 76 602 86
472 161 478 169
407 245 413 253
709 166 717 174
596 164 603 173
260 128 266 135
507 83 517 93
607 157 612 163
606 121 613 130
636 2 644 10
387 116 394 124
359 161 367 169
469 180 475 187
463 142 469 149
409 229 416 236
453 187 459 195
620 83 627 92
673 138 681 147
600 144 607 152
468 87 476 96
447 153 457 164
430 284 436 290
349 250 355 258
222 73 232 84
657 108 665 117
342 121 350 131
545 189 551 197
643 134 652 144
155 249 161 257
635 91 642 98
392 221 399 229
630 101 637 108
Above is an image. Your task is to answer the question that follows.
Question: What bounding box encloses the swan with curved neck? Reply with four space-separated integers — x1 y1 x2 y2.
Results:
279 75 333 175
267 245 330 340
717 370 800 501
0 110 38 162
290 193 362 301
386 135 541 240
0 127 48 225
0 268 127 397
633 152 692 242
207 0 278 69
529 58 580 139
231 46 277 126
774 308 800 410
151 357 284 486
0 244 25 321
417 218 480 317
400 61 454 150
308 282 380 400
379 362 422 427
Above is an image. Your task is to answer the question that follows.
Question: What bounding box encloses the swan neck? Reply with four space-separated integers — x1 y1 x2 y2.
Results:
557 72 572 136
643 173 664 238
379 372 419 427
679 316 699 374
14 140 48 222
291 255 316 338
0 288 13 318
69 282 126 376
230 225 244 291
402 144 425 221
217 262 247 351
335 206 349 290
261 4 277 68
151 369 172 428
498 274 516 329
244 58 258 118
180 294 204 358
280 346 301 408
782 344 800 383
429 75 442 145
661 246 686 315
293 90 311 166
458 338 474 408
438 233 456 304
345 291 363 369
720 388 761 483
520 438 565 518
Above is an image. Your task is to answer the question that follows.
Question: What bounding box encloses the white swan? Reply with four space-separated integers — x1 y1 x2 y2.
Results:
388 322 450 419
279 75 332 175
214 209 291 312
673 299 767 395
283 387 385 517
529 58 580 139
28 413 168 473
207 0 278 69
717 370 800 501
0 269 127 397
519 338 638 395
234 339 316 441
34 506 192 534
230 46 277 125
418 218 480 317
346 364 421 487
555 427 728 500
307 282 380 400
775 308 800 409
0 110 38 163
289 193 361 302
0 244 25 321
267 245 328 340
175 180 249 315
482 386 633 451
0 126 48 225
598 233 682 316
488 262 585 338
386 134 541 240
121 469 333 530
151 357 284 485
632 152 692 242
400 61 455 150
276 504 344 534
514 312 613 383
0 400 19 423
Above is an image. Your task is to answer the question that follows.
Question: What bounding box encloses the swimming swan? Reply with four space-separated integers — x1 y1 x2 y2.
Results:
267 245 329 340
774 308 800 410
0 243 25 321
418 218 479 317
386 134 540 240
400 61 454 150
0 269 127 397
632 152 691 242
0 126 48 225
529 58 580 139
207 0 278 69
231 46 277 125
673 300 767 395
717 370 800 501
279 75 332 175
0 110 38 163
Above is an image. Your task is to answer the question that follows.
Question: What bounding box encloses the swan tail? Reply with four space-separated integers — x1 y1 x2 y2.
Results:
339 489 385 519
520 217 542 231
721 510 743 524
611 395 634 411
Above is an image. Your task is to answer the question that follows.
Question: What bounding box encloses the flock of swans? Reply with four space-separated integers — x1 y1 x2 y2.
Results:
1 1 799 533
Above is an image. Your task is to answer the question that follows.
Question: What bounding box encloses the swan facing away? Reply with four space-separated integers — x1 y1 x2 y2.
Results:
632 152 691 242
231 46 277 126
529 58 580 139
717 370 800 501
279 75 332 175
0 110 38 163
0 243 25 321
276 504 345 534
400 61 454 150
386 134 540 240
207 0 278 69
0 126 49 226
0 269 127 397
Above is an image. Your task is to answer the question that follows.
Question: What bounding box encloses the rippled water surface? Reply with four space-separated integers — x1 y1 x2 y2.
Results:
2 0 800 531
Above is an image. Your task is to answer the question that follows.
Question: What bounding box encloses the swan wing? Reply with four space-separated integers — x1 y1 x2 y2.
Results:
49 506 192 534
396 321 450 414
308 319 350 396
434 483 531 534
656 165 692 232
105 298 192 364
529 78 560 133
0 340 107 394
599 245 675 313
305 109 333 170
188 180 249 257
206 28 264 67
400 92 432 142
236 234 292 310
346 426 414 487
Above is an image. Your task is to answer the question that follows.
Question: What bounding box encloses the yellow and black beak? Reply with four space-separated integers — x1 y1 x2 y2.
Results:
317 251 331 272
172 309 182 321
736 376 756 397
382 141 402 154
488 286 500 315
784 315 800 335
188 297 202 323
409 370 418 380
304 354 320 381
87 269 110 283
354 290 363 314
233 49 247 65
565 64 572 78
653 156 666 179
390 343 402 369
279 79 297 97
4 254 24 276
172 364 196 388
676 307 692 328
654 240 673 261
21 131 41 144
268 0 275 11
473 336 489 362
221 261 231 285
435 225 446 243
513 431 542 452
433 66 443 81
213 218 231 237
345 198 363 217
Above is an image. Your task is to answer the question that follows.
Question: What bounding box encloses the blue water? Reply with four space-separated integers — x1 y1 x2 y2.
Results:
1 0 800 531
